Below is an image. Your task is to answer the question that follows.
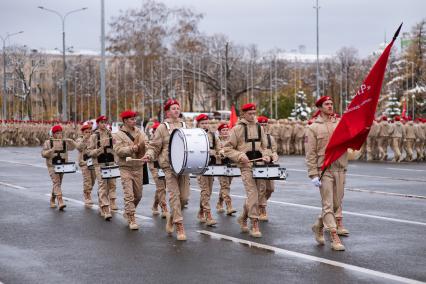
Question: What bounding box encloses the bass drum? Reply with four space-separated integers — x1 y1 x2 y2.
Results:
169 128 209 175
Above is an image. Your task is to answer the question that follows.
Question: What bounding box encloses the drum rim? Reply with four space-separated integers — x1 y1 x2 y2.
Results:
169 128 188 175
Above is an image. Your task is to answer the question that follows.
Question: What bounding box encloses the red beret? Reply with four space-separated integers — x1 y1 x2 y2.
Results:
382 115 388 121
217 123 229 131
81 124 91 131
195 113 209 122
242 103 256 112
315 96 332 107
96 115 108 123
152 121 161 130
257 116 269 123
164 99 180 111
52 125 63 134
120 110 137 120
394 115 400 121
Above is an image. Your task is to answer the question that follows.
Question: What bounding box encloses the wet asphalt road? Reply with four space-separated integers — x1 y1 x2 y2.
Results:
0 147 425 284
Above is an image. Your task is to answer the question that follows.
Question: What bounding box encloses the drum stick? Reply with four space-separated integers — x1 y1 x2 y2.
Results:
248 157 264 162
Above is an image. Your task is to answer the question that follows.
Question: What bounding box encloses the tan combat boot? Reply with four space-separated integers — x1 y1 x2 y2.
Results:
249 218 262 238
84 192 93 206
216 201 225 213
50 194 57 208
197 208 206 223
110 199 118 211
330 229 345 251
225 200 237 215
205 211 217 226
237 215 249 233
175 222 187 241
160 202 169 219
123 211 128 221
128 214 139 230
336 217 349 236
152 201 160 216
57 195 66 210
165 214 174 235
103 206 112 221
258 206 269 222
311 219 325 245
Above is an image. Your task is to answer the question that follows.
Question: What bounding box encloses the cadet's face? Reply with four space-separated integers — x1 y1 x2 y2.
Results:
168 104 181 119
198 120 209 129
125 117 136 128
320 100 334 115
99 120 107 130
220 128 229 137
244 110 257 122
54 132 63 139
83 129 91 136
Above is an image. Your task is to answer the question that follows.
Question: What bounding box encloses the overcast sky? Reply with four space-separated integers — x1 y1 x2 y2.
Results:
0 0 424 57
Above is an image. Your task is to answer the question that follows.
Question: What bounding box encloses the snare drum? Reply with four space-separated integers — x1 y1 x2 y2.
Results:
226 165 241 177
100 165 121 179
203 165 228 176
86 158 94 170
158 168 165 179
54 162 77 174
252 164 287 180
169 128 210 175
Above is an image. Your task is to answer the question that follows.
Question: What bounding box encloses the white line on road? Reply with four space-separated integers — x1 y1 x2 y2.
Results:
386 167 426 172
190 188 426 227
197 230 425 284
346 188 426 199
0 181 27 190
43 194 152 220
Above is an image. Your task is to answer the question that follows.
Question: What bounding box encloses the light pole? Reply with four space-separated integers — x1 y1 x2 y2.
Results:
38 6 87 121
412 94 415 120
314 0 320 99
1 31 24 119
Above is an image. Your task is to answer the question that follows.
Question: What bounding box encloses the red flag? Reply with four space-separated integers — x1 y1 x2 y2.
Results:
229 105 238 128
401 96 407 120
321 24 402 171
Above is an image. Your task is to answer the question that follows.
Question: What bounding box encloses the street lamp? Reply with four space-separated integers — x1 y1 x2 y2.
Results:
412 94 415 120
38 6 87 121
1 30 24 120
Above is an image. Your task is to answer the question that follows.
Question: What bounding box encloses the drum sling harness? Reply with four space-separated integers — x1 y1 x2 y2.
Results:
207 131 217 165
266 134 272 150
163 121 187 134
96 132 114 165
50 139 66 165
242 122 262 161
120 129 149 185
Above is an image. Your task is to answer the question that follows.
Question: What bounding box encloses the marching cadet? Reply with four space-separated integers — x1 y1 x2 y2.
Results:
414 119 425 161
257 116 279 222
280 119 292 155
294 121 306 155
366 119 380 161
216 123 237 215
88 116 117 221
389 116 404 162
148 121 169 218
269 119 281 155
403 120 416 162
113 110 147 230
195 113 220 226
305 96 348 251
76 123 96 205
41 125 77 210
223 103 272 238
142 99 190 241
377 116 390 161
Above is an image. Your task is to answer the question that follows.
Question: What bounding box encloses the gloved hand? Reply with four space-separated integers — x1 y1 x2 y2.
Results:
311 177 321 187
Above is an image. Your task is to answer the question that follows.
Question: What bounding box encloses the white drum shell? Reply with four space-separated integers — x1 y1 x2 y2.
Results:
226 166 241 177
158 168 165 179
203 165 228 176
54 162 77 174
101 165 121 179
169 128 209 175
86 158 94 167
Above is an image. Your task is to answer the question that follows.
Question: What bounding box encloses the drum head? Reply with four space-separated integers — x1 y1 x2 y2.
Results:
169 129 186 174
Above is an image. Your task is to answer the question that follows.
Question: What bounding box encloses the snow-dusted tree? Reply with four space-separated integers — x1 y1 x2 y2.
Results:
289 90 311 120
384 90 401 118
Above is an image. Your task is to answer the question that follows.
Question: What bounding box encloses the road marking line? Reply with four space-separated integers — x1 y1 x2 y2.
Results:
41 194 152 220
346 188 426 199
287 168 426 183
190 188 426 227
197 230 425 284
386 167 426 172
0 181 26 190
